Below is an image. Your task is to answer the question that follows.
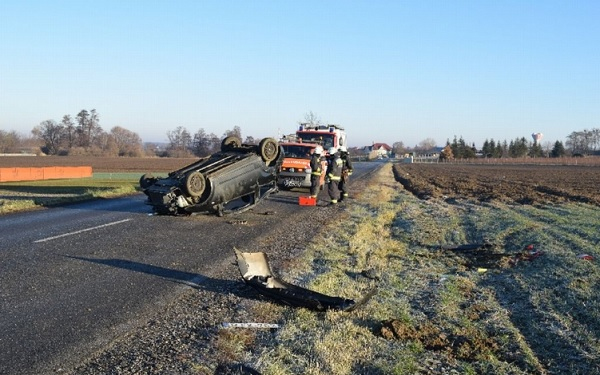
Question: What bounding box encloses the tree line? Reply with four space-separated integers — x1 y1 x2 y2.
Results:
392 129 599 160
1 110 258 158
443 137 567 159
439 136 568 160
447 136 560 159
2 111 599 159
163 125 257 158
28 109 146 157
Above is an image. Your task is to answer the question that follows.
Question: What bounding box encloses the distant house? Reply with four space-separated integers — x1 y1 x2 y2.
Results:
412 147 443 162
362 142 393 159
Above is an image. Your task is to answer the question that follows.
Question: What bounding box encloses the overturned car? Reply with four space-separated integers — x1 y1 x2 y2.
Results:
140 137 283 216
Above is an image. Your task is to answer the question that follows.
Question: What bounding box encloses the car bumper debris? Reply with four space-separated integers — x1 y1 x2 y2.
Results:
234 250 376 312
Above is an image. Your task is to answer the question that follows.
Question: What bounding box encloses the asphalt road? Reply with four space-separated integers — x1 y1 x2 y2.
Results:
0 161 380 375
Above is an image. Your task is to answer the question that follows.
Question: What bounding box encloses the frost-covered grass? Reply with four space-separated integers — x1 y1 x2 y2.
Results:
244 163 600 375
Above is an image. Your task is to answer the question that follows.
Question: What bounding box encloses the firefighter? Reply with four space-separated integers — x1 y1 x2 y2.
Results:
326 147 343 204
338 145 353 201
309 145 324 198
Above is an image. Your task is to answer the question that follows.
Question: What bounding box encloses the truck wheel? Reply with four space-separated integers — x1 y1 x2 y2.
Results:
139 173 156 189
221 136 242 152
184 171 205 197
259 137 279 163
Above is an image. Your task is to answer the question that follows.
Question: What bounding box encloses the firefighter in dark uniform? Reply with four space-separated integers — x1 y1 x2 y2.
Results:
309 145 324 198
326 147 343 204
338 145 353 201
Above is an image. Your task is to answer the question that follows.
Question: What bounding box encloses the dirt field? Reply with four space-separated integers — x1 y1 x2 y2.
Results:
393 163 600 206
3 156 599 205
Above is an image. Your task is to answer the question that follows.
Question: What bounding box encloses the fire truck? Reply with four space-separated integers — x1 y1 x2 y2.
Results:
277 124 347 190
295 123 347 151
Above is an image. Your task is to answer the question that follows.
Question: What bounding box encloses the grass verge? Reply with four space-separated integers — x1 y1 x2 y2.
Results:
0 175 143 214
231 163 599 375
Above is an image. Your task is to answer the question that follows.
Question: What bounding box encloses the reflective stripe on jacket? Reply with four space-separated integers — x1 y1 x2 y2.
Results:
326 155 343 182
310 155 322 176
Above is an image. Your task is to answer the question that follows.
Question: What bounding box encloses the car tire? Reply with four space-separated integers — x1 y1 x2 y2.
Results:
139 173 156 189
221 136 242 152
259 137 279 163
184 171 206 197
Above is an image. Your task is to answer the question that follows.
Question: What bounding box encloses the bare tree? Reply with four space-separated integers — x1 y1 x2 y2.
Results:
75 109 103 148
392 141 407 156
0 130 21 153
192 128 217 156
91 132 118 156
32 120 65 155
167 126 193 157
416 138 437 151
61 115 76 149
88 109 104 147
223 126 242 140
301 111 321 126
76 110 90 147
110 126 143 156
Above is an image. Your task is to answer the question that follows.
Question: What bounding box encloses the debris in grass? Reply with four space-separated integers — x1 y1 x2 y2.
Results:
360 268 380 280
521 250 544 261
234 249 377 312
514 244 545 262
440 242 495 251
577 254 594 261
214 363 262 375
435 242 549 269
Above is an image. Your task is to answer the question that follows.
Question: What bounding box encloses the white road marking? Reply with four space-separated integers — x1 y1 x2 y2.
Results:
221 322 280 329
33 219 132 243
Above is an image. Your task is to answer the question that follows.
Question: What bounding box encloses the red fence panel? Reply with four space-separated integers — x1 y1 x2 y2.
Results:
0 166 92 182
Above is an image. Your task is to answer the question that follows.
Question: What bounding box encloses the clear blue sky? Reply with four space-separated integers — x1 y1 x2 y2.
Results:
1 1 598 148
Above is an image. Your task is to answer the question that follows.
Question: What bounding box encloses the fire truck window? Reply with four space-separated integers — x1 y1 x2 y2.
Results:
282 145 312 158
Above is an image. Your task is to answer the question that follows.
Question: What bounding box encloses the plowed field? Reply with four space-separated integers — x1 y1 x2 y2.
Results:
393 163 600 206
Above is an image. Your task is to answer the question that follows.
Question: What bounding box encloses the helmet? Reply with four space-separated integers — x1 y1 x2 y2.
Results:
328 147 337 155
314 145 323 155
338 146 347 153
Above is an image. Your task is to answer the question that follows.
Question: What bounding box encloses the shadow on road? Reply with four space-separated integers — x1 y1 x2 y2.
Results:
265 194 302 205
65 255 265 301
37 193 154 215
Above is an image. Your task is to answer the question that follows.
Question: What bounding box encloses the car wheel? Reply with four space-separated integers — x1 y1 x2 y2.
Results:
259 137 279 163
184 171 206 197
139 173 156 189
221 136 242 152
